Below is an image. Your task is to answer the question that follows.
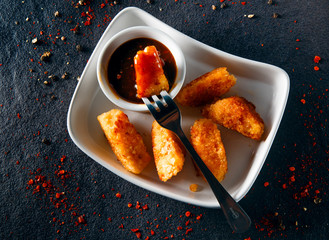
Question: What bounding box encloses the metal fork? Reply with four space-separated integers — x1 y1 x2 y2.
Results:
142 90 251 233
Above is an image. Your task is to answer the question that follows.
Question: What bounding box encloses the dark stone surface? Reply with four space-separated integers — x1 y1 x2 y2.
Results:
0 0 328 239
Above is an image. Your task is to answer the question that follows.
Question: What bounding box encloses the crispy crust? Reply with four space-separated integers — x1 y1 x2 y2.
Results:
176 67 236 107
202 96 265 140
134 46 169 98
190 119 227 182
97 109 151 174
151 121 185 182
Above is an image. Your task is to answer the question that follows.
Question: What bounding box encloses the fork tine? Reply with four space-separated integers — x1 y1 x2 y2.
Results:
142 97 158 115
160 91 177 110
151 95 165 110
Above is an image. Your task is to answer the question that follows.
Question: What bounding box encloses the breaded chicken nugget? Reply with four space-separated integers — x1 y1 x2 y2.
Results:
97 109 151 174
176 67 236 107
190 119 227 182
151 121 185 182
134 46 169 98
202 96 265 140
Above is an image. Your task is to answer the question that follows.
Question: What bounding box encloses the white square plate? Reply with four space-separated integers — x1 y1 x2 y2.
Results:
67 7 289 208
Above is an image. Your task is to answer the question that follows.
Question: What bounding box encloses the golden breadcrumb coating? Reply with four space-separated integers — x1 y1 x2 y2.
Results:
134 45 169 98
190 119 227 182
202 96 265 140
97 109 151 174
176 67 236 107
151 121 186 182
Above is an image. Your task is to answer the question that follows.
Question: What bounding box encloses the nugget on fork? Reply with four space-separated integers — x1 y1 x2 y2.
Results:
152 121 186 182
190 119 228 182
97 109 151 174
202 96 265 140
134 45 169 98
176 67 236 107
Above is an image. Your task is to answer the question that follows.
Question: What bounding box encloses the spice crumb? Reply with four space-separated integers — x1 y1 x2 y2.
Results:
211 5 216 10
61 72 68 79
40 51 51 61
314 197 322 204
272 13 279 18
76 44 82 51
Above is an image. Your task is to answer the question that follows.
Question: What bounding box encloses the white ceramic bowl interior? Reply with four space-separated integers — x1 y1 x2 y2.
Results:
97 26 186 111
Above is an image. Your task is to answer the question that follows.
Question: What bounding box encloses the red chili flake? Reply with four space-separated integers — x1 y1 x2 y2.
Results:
84 20 91 26
264 182 269 187
296 39 300 42
116 192 122 198
282 183 287 189
177 226 183 230
76 187 80 192
241 2 246 5
150 229 155 235
289 166 295 171
145 237 150 240
314 66 319 71
185 220 190 226
78 215 86 224
135 232 142 239
119 224 124 229
315 189 320 194
142 204 149 210
290 176 295 182
300 99 306 104
128 203 133 208
108 217 112 222
28 179 34 185
100 3 105 8
185 228 193 235
131 228 140 233
314 56 321 63
185 211 191 217
17 113 21 119
55 192 61 198
196 214 202 220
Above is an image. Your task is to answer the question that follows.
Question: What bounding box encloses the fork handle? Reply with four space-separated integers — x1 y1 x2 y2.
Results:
175 128 251 233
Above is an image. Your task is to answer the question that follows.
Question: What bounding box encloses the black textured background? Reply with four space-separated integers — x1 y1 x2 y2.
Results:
1 0 328 239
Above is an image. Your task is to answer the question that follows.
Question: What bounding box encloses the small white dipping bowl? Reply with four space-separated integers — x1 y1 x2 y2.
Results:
97 26 186 112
